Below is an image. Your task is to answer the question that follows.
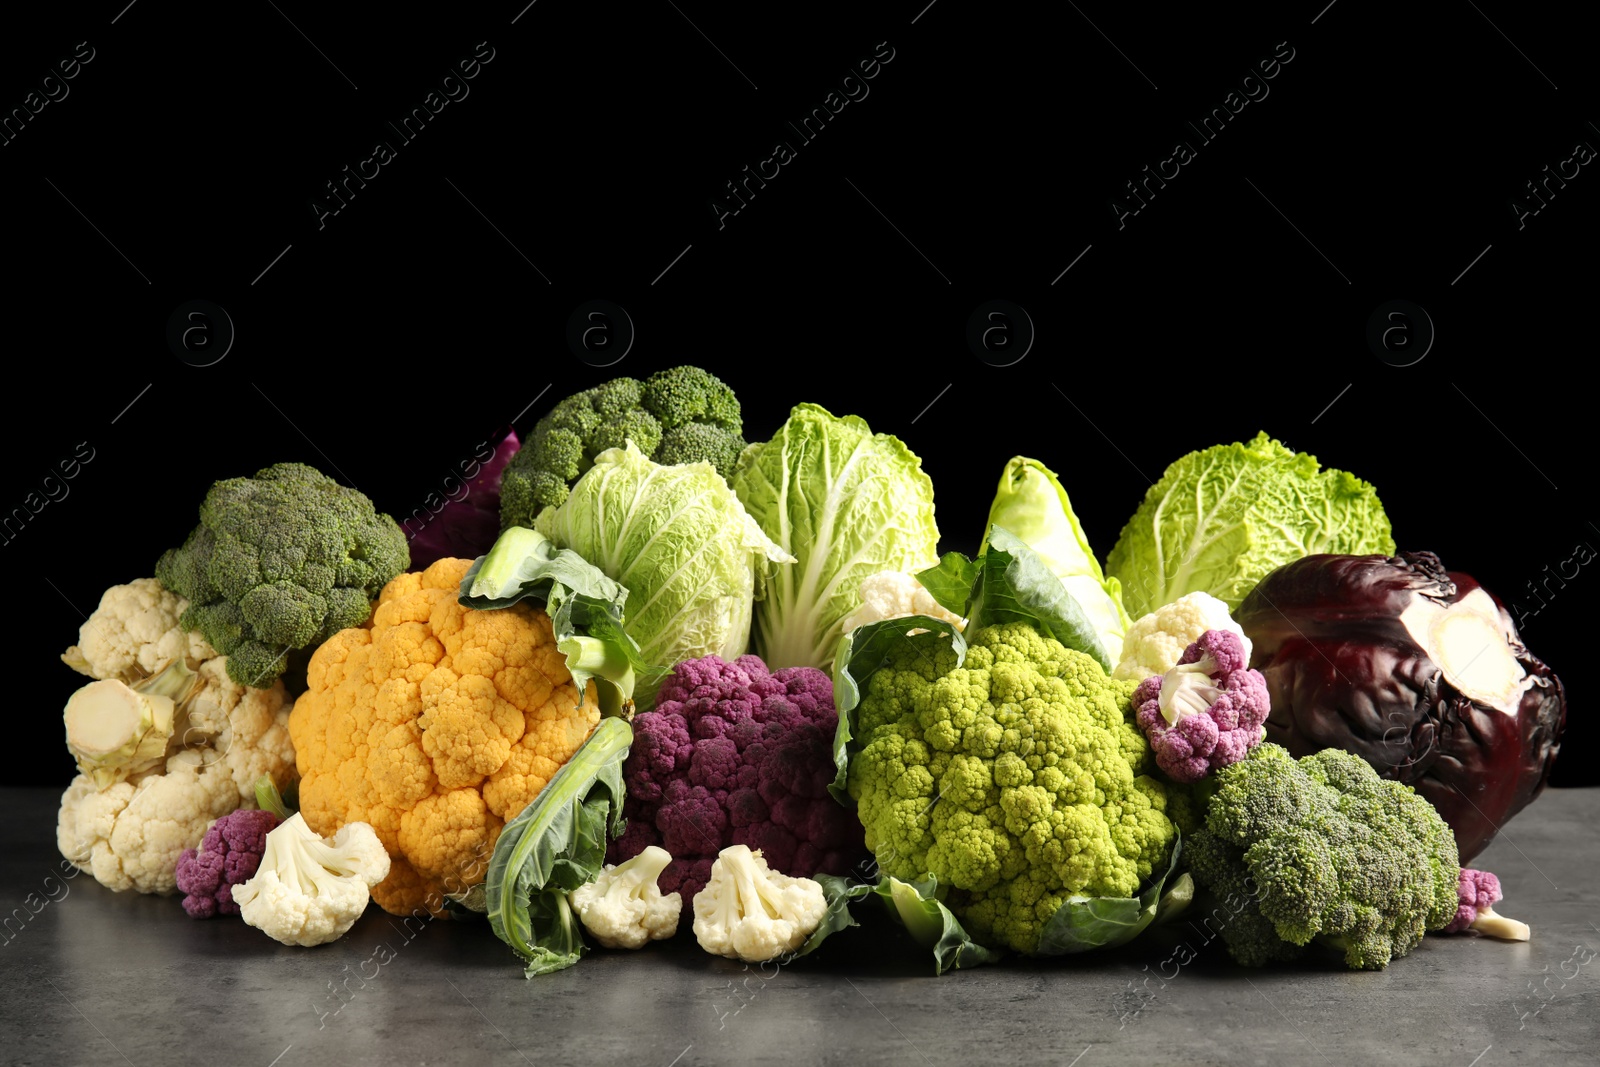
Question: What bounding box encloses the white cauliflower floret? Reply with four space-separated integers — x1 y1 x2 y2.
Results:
841 571 966 634
570 846 683 949
693 844 827 963
1113 591 1252 681
62 578 214 680
57 749 241 896
234 814 390 947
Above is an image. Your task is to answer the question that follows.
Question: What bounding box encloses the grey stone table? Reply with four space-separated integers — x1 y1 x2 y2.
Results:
5 786 1597 1067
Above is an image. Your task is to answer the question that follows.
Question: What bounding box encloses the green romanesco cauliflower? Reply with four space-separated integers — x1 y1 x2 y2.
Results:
1186 743 1460 970
500 366 745 527
847 621 1177 954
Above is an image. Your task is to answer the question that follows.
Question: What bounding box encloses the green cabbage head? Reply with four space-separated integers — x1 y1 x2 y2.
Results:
534 442 790 701
1106 431 1395 618
732 403 941 670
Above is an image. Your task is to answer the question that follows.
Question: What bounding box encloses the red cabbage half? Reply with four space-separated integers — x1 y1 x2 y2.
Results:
1235 551 1566 862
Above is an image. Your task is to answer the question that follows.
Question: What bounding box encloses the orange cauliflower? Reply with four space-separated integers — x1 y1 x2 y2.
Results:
289 558 601 917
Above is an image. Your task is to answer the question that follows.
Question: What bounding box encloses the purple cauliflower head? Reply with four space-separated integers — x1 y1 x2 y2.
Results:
608 653 865 899
1134 629 1269 783
1445 868 1529 939
1446 868 1503 933
174 808 282 918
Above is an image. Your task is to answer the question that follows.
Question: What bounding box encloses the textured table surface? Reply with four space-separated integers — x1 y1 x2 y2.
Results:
4 785 1596 1067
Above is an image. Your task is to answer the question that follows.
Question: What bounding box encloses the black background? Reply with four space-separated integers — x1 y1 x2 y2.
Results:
3 2 1591 788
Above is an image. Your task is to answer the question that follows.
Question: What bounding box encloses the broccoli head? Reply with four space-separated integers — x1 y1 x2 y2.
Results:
155 462 408 688
1186 743 1461 970
500 366 745 528
846 621 1177 955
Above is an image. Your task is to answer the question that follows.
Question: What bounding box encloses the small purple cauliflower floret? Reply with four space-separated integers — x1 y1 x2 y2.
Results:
1134 629 1269 783
1444 868 1530 940
174 808 282 918
608 653 866 900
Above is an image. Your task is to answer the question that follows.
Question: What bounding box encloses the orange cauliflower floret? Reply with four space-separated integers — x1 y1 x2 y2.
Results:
289 558 600 917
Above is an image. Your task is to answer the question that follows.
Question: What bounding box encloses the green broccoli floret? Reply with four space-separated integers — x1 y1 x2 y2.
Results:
155 462 409 689
847 621 1177 955
1186 743 1460 970
656 422 746 475
641 365 741 433
1184 831 1306 967
499 366 745 529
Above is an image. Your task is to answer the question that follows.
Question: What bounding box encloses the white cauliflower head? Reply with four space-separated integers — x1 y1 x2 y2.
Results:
570 845 683 950
57 748 242 896
55 578 301 897
234 814 390 947
692 844 827 963
1113 591 1252 681
841 571 967 635
63 578 214 680
62 576 296 806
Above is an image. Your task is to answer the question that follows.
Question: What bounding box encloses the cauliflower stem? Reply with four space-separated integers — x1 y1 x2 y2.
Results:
63 655 196 787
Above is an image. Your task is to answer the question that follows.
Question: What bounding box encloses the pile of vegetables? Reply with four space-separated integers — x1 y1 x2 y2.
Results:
47 394 1563 982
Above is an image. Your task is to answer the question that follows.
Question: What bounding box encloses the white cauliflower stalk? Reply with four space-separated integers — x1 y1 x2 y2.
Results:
693 844 827 963
234 813 390 947
570 845 683 949
63 664 188 788
1113 591 1252 681
841 571 966 634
